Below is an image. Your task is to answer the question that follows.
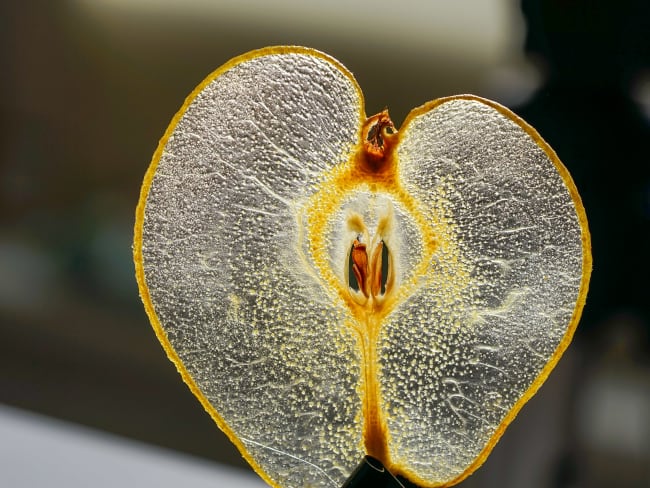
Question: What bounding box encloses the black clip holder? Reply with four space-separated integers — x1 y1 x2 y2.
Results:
342 455 407 487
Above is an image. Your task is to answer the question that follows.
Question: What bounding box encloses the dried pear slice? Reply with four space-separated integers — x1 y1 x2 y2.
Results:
134 46 591 488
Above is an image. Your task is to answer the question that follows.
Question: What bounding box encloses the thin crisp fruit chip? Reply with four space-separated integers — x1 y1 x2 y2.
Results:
133 46 591 488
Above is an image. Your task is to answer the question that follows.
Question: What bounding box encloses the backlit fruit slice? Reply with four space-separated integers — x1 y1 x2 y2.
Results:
134 46 591 488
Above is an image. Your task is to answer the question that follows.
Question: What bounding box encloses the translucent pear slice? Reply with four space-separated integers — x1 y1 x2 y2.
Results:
134 47 591 488
135 47 366 488
382 96 590 485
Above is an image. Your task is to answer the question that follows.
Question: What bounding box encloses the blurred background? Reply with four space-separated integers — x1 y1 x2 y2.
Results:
1 0 649 486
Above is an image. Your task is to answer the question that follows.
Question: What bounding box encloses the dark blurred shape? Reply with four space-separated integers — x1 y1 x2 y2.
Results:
549 451 578 488
517 0 650 335
517 2 650 487
573 313 650 487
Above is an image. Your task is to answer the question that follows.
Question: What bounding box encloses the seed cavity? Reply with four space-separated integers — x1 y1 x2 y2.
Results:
343 203 396 308
347 237 392 306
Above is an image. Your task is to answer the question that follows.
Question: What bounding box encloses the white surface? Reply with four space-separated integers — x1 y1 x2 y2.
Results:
0 404 267 488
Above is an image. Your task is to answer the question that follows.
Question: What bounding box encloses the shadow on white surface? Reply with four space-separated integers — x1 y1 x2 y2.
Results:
0 403 267 487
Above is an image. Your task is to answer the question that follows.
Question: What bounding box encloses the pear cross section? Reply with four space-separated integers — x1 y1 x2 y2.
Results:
134 46 591 488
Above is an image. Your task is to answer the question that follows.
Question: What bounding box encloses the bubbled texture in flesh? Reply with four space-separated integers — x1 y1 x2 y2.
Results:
383 99 585 483
141 52 364 488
